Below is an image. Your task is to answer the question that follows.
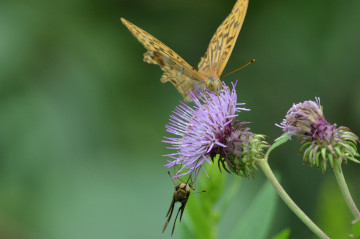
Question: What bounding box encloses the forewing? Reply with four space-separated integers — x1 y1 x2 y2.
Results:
197 0 248 77
171 207 182 236
162 196 175 233
165 196 175 218
179 200 188 222
121 18 205 101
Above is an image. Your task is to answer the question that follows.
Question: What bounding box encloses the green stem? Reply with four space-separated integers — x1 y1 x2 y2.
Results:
333 165 360 223
258 159 329 239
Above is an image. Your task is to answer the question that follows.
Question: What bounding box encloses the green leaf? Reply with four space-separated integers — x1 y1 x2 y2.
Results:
315 177 352 238
179 222 196 239
353 220 360 237
201 159 227 205
218 176 241 220
228 178 279 239
179 162 226 239
185 187 214 239
266 135 290 158
271 228 291 239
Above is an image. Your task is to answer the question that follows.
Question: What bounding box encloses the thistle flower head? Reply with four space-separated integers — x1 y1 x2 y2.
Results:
277 97 360 172
163 82 269 179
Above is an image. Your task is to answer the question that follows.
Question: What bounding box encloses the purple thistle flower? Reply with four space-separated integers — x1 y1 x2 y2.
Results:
276 98 327 141
277 98 360 172
163 82 268 178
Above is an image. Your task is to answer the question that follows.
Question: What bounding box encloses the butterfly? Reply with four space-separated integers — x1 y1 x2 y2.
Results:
121 0 249 102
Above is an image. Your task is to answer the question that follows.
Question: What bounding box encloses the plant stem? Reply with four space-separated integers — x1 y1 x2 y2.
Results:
333 166 360 223
258 159 329 239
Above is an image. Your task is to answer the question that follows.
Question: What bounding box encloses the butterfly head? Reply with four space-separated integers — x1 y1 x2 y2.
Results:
204 75 222 94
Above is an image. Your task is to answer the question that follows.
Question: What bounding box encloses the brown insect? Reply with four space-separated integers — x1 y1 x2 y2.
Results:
162 171 206 236
162 171 193 236
121 0 249 102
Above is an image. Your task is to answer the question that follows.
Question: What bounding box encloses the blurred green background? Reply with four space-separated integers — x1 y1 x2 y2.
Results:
1 0 360 238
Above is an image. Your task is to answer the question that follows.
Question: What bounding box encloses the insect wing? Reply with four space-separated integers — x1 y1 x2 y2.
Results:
162 195 176 233
197 0 249 77
121 18 206 101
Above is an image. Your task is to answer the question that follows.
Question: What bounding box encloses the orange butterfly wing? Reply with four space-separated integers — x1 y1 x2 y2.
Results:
121 18 206 102
198 0 249 77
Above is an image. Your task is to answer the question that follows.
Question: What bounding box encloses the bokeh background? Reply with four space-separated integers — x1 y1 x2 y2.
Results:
1 0 360 238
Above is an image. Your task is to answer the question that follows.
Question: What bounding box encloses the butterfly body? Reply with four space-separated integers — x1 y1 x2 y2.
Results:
122 0 248 102
203 73 222 93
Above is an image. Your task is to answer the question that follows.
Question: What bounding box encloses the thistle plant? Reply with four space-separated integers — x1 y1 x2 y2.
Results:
162 83 360 239
276 98 360 172
163 82 267 179
277 98 360 223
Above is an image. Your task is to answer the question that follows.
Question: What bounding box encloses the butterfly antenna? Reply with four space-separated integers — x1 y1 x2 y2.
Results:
167 170 176 186
187 157 203 190
193 190 208 194
189 159 208 193
186 172 193 184
223 59 255 78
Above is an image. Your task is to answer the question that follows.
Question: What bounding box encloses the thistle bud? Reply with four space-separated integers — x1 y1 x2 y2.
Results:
277 98 360 172
209 123 269 178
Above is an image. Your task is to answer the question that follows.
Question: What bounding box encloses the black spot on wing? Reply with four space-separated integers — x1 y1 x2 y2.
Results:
153 51 165 67
226 36 234 44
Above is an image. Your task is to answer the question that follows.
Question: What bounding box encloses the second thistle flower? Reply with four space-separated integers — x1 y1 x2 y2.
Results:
277 97 360 172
